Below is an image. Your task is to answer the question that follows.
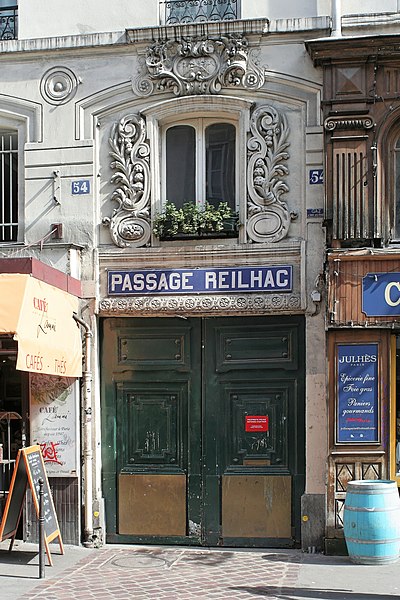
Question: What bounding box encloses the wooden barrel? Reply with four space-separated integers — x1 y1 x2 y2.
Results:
343 480 400 564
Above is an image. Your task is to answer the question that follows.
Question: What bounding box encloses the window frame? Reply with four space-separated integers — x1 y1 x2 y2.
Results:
142 95 253 243
0 129 18 242
393 137 400 241
379 120 400 244
0 117 23 244
162 116 237 210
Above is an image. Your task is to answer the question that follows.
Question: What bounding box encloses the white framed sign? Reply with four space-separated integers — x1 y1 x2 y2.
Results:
30 375 79 476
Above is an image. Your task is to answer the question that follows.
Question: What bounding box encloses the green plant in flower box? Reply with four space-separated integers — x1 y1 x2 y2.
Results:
153 201 238 239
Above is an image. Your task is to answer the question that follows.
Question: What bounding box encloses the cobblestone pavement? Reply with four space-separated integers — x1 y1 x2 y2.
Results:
18 547 300 600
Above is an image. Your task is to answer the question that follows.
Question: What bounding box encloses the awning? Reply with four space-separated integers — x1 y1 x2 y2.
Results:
0 273 82 377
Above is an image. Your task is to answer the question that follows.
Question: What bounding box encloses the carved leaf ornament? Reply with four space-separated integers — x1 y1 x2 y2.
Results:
247 105 292 243
103 114 151 247
105 105 292 247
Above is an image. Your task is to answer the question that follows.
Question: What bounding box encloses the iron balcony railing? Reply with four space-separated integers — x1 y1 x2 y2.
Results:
161 0 240 25
0 5 17 40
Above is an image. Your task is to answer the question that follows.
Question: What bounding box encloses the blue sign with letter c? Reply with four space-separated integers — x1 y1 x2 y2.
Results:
362 272 400 316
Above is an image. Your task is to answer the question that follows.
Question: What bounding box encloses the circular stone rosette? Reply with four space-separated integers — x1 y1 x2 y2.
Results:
40 66 79 105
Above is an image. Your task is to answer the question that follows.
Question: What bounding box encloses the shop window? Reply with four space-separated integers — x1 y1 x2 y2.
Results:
165 120 236 210
0 130 18 242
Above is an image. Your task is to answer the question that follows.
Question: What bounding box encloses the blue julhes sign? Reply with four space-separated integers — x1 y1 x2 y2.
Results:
337 344 379 444
108 266 292 296
363 272 400 316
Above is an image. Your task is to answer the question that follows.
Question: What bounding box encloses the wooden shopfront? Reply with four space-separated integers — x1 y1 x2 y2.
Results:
326 251 400 553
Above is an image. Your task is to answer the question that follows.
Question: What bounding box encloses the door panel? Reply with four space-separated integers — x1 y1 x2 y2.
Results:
118 329 191 370
222 475 291 538
214 322 299 372
116 383 186 468
101 316 304 546
119 473 186 535
116 382 189 535
225 385 290 468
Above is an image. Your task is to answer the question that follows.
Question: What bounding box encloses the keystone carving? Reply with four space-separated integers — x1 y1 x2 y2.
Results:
133 35 265 97
104 114 151 248
246 105 292 243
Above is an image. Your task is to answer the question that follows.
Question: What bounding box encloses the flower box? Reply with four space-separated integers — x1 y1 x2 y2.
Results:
153 201 239 240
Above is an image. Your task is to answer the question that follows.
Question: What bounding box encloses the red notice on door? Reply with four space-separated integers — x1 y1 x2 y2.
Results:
245 416 269 432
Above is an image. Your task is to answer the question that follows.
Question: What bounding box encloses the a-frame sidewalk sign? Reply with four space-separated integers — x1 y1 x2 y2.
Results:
0 444 64 566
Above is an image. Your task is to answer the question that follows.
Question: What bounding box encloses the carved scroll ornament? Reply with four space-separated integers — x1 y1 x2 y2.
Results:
105 106 293 247
133 35 265 97
324 115 374 131
247 105 293 243
103 114 151 248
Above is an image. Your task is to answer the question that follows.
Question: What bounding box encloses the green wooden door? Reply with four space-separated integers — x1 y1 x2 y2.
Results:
101 316 304 546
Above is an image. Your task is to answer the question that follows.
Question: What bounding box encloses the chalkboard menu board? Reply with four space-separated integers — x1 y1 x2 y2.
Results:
0 445 63 565
25 446 60 542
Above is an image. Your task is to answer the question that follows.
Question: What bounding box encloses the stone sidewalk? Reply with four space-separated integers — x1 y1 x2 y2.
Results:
0 542 399 599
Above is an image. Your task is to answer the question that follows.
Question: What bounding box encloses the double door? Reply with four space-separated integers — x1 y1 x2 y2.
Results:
102 316 305 546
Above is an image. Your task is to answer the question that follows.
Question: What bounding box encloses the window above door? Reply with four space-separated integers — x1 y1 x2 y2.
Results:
146 97 250 242
164 119 236 212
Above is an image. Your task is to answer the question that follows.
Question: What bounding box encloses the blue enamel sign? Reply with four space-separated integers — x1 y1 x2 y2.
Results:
108 266 292 296
71 180 90 195
307 208 324 218
363 272 400 316
337 343 379 443
309 169 324 184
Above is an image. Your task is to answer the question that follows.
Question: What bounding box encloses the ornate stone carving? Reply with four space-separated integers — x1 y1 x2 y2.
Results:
103 114 151 248
40 66 79 105
99 293 301 316
246 105 292 243
324 116 374 131
133 35 265 97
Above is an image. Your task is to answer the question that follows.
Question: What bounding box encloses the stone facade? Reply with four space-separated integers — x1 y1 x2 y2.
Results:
5 0 395 550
